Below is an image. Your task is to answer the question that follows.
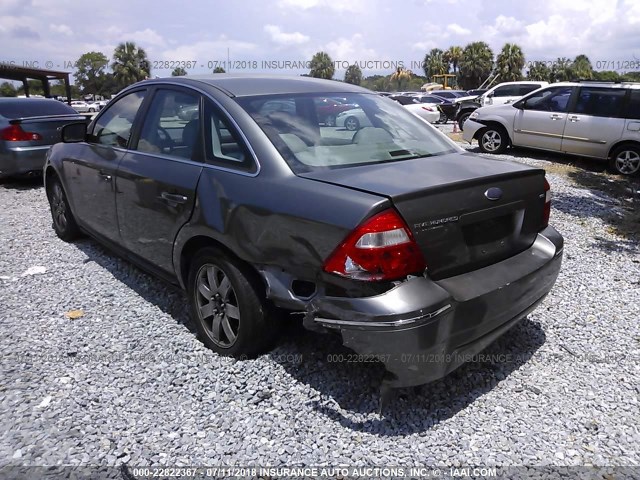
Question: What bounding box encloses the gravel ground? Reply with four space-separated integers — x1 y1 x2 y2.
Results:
1 133 639 472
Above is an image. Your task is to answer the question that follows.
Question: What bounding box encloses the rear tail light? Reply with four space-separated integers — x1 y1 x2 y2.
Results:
323 209 426 281
421 106 435 112
542 178 551 228
1 125 42 142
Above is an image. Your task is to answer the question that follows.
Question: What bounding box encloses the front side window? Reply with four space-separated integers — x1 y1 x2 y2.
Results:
573 87 627 118
135 89 200 160
522 86 573 112
493 85 520 97
90 90 145 147
236 93 457 174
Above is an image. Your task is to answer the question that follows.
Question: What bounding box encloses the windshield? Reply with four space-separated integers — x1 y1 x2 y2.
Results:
236 93 457 173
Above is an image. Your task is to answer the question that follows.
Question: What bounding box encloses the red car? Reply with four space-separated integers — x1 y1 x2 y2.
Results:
314 97 358 126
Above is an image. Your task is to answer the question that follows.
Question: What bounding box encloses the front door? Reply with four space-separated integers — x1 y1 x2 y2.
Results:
513 86 574 151
62 90 147 242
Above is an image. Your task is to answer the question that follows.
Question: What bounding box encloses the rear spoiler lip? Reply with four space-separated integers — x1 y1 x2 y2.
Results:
9 114 88 125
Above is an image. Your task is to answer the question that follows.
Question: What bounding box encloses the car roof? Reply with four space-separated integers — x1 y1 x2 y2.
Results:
139 74 372 97
541 81 640 90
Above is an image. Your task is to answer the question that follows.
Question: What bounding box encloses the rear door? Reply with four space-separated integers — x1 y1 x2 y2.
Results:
63 90 147 242
561 87 627 158
116 87 203 274
512 86 575 151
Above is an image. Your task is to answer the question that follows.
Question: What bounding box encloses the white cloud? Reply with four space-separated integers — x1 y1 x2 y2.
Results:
49 23 72 36
160 36 258 64
264 24 309 45
446 23 471 35
317 34 377 64
128 28 165 47
278 0 365 13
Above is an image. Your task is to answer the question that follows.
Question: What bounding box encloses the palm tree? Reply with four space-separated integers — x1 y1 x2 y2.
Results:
390 67 413 91
496 43 525 81
444 46 463 74
309 51 335 80
423 48 446 80
171 67 187 76
527 62 551 82
344 64 362 85
458 42 494 90
213 67 226 73
572 54 593 80
550 57 574 82
111 42 150 89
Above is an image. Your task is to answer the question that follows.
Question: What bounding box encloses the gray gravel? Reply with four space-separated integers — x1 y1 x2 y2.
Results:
1 135 639 471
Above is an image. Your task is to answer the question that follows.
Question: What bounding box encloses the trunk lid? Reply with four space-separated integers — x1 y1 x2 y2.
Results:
299 152 547 279
7 114 87 147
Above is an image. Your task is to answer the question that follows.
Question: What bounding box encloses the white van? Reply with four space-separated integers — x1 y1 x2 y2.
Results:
480 81 549 106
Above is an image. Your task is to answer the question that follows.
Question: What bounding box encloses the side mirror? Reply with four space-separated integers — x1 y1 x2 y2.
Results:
61 122 87 143
512 100 525 110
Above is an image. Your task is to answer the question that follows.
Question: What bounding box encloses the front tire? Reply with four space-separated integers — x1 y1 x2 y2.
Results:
187 247 278 358
609 145 640 176
344 116 360 131
478 126 508 154
437 111 448 124
458 112 471 131
46 177 81 241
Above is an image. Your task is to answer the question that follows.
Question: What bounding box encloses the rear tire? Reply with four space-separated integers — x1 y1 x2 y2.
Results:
609 145 640 176
46 176 81 242
478 126 508 154
437 111 448 124
187 247 279 358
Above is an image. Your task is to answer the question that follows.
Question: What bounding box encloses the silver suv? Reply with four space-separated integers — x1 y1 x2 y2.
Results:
463 82 640 175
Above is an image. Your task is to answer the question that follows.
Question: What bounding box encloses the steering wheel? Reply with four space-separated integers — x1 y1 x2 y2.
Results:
156 126 174 151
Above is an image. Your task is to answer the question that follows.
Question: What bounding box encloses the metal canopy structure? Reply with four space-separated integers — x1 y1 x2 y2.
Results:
0 65 72 103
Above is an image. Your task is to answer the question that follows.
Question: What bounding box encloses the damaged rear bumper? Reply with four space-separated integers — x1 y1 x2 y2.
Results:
306 226 563 388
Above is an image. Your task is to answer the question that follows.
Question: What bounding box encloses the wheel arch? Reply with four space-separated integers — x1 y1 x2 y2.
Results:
608 140 640 159
475 120 512 145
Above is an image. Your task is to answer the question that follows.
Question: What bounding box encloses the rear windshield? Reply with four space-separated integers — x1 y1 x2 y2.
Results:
0 99 77 119
236 92 457 174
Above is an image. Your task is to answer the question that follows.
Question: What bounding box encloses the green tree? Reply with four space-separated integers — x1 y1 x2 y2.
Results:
572 54 593 80
459 41 494 89
0 81 17 97
73 51 109 94
550 57 574 82
344 64 362 85
390 67 413 91
309 51 335 80
526 61 552 82
423 48 446 80
444 46 463 74
213 66 226 73
171 67 187 76
593 70 621 82
111 42 151 90
496 43 525 81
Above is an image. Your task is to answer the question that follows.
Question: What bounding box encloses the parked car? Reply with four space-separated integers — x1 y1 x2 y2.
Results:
466 89 487 97
456 82 549 131
389 95 440 123
0 98 85 178
335 107 371 131
413 95 452 123
314 97 358 126
86 100 108 112
70 100 91 113
44 75 563 388
463 81 640 175
427 90 467 100
478 81 549 107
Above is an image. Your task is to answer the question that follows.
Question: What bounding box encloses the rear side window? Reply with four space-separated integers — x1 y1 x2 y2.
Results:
519 84 542 95
203 101 255 173
573 88 627 118
0 99 77 119
90 91 146 148
493 85 521 97
624 90 640 120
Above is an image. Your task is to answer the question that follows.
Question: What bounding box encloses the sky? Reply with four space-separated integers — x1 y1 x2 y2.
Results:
1 0 639 79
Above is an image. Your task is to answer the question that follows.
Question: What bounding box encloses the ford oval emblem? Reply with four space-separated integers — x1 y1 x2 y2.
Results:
484 187 503 201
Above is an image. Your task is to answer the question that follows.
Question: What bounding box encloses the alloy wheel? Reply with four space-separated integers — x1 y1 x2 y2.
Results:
614 150 640 175
195 264 241 348
51 182 68 231
481 130 502 153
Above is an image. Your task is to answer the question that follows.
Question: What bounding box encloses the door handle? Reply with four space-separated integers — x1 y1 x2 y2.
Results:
160 192 188 205
549 114 562 120
569 116 580 122
97 170 112 181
